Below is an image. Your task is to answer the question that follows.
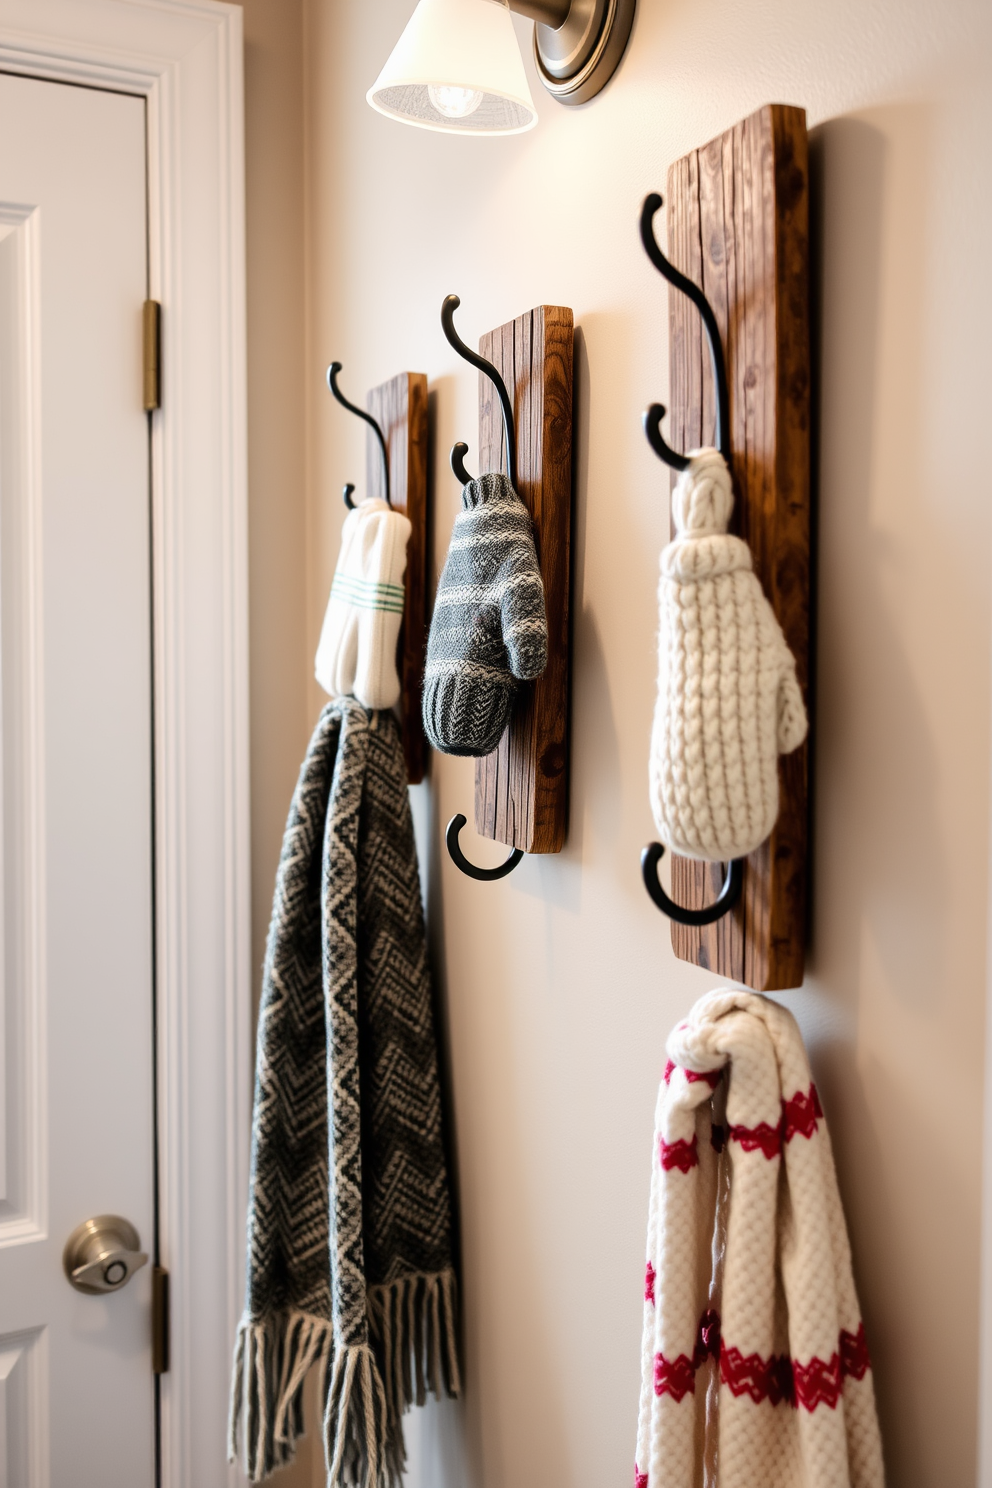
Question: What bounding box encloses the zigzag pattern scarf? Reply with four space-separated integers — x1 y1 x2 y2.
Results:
230 698 460 1486
635 990 884 1488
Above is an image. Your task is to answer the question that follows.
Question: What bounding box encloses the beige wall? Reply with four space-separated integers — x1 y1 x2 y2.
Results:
245 0 992 1483
242 0 310 995
240 1 314 1481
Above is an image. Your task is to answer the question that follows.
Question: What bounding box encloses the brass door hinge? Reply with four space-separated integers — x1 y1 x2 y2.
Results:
152 1265 170 1374
143 300 161 411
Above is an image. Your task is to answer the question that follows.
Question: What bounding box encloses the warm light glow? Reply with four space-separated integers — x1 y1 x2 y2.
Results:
427 83 484 119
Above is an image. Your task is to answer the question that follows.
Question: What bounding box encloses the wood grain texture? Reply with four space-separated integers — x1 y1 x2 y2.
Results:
367 372 429 783
666 103 810 991
474 305 574 853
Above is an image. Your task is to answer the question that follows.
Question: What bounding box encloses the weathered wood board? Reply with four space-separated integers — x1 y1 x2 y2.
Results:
667 103 811 991
474 305 574 854
367 372 429 783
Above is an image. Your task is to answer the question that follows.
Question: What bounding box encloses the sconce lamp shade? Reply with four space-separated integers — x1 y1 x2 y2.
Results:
367 0 538 135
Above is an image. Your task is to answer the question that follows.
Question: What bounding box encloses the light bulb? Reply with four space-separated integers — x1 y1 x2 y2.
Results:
427 83 484 119
367 0 538 135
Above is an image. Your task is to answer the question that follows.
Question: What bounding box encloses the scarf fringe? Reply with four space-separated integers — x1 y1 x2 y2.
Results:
229 1267 460 1486
229 1312 332 1480
321 1341 389 1488
367 1266 462 1468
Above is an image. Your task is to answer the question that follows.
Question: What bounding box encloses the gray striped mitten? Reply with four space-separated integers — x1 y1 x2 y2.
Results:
423 472 548 756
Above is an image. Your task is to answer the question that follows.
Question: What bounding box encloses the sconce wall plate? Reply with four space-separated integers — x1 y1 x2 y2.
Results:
665 104 811 992
529 0 636 105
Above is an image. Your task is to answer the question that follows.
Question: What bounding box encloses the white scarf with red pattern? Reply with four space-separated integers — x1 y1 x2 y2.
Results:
634 990 884 1488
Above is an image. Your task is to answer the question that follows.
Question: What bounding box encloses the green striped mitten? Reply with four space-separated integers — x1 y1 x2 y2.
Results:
314 496 411 709
423 472 548 756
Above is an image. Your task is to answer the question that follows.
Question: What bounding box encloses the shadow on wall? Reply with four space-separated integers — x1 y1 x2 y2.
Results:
418 744 574 1484
809 108 944 1003
416 370 571 1488
800 104 985 1488
564 322 624 877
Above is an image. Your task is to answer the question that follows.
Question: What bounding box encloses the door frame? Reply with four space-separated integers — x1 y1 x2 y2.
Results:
0 2 250 1483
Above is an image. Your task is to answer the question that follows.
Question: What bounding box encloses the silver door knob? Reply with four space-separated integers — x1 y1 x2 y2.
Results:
63 1215 148 1294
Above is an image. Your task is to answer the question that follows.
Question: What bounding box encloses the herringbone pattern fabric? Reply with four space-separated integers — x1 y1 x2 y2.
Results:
230 699 460 1487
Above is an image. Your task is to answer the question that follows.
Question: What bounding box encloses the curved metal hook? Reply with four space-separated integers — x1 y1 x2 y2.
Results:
342 483 356 510
446 813 523 882
641 842 743 926
440 295 517 489
643 404 689 474
450 442 475 487
326 361 391 507
639 192 731 468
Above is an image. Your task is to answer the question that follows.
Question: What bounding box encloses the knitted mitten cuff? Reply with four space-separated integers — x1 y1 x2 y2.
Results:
423 472 548 757
422 666 517 759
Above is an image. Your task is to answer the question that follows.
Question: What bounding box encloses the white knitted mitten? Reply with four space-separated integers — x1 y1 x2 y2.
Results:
649 449 808 860
315 497 412 709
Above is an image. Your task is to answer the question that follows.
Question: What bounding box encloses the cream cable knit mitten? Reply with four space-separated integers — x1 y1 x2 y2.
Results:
650 449 807 861
315 497 412 710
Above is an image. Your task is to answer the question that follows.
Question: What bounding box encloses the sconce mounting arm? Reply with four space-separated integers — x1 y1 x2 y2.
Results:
521 0 636 105
509 0 570 25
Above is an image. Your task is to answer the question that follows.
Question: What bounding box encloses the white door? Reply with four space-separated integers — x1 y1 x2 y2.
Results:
0 71 155 1484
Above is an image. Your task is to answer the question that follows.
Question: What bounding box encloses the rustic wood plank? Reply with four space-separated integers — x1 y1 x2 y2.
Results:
472 305 573 854
665 103 810 991
367 372 429 783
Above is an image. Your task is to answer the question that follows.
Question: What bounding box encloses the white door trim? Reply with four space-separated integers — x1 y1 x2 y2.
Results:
0 3 250 1484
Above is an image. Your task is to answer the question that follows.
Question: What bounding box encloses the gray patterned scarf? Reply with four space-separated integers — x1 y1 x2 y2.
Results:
230 698 460 1485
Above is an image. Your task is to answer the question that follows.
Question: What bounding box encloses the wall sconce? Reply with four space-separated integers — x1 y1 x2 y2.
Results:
367 0 636 135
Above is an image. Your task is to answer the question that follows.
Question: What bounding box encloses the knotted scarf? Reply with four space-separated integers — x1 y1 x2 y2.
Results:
230 698 460 1486
635 990 884 1488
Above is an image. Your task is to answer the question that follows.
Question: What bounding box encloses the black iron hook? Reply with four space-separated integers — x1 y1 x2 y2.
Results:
441 294 517 489
450 442 475 487
446 815 524 882
440 296 523 882
639 193 731 469
638 195 740 927
641 843 744 926
643 405 688 473
326 361 391 508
